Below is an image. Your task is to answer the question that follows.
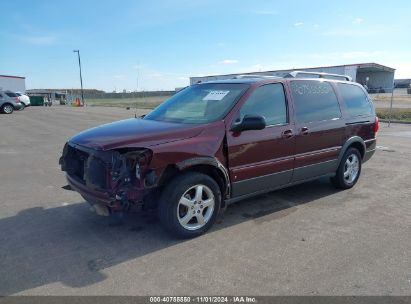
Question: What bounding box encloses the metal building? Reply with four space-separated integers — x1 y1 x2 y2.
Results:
394 79 411 88
190 63 395 92
0 75 26 92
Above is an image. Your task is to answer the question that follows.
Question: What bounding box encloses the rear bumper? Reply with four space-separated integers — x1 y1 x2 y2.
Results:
363 148 375 163
363 138 377 163
14 103 24 110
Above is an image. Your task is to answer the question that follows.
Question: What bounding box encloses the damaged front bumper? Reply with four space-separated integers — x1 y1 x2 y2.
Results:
60 142 157 213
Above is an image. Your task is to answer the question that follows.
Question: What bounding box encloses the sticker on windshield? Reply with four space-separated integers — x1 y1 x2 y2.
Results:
203 90 230 101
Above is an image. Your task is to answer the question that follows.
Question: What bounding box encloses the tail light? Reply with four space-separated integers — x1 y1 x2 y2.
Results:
15 97 21 103
374 116 379 135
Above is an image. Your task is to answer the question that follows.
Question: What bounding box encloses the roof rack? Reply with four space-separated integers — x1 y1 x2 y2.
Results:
233 75 281 79
284 71 352 81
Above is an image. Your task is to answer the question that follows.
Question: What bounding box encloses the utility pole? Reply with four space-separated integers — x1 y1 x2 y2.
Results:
73 50 85 106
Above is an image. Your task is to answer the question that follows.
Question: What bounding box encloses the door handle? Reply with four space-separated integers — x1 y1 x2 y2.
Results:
301 127 309 135
282 129 294 139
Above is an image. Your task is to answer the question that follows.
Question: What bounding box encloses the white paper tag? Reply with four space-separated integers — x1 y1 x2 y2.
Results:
203 90 230 101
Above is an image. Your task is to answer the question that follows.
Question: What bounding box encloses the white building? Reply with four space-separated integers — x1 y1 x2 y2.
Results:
0 75 26 92
190 63 395 92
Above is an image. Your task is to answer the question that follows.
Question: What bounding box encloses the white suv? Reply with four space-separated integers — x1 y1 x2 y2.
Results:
15 92 31 108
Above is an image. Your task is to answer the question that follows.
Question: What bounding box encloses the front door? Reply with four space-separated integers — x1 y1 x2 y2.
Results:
227 83 295 198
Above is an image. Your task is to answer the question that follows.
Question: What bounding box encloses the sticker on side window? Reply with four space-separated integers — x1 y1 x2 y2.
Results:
203 90 230 101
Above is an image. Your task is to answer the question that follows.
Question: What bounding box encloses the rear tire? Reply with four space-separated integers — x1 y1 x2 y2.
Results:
331 148 362 189
158 172 221 238
1 103 14 114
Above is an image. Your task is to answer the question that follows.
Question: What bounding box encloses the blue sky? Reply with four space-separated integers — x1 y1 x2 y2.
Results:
1 0 410 91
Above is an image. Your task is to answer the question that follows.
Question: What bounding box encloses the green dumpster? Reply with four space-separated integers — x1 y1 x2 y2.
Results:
29 96 44 106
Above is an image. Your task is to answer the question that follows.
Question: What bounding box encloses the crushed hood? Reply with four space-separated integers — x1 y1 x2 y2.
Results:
69 118 205 150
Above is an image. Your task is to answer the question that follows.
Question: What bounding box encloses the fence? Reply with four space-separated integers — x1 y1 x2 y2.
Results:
64 90 176 108
369 88 411 125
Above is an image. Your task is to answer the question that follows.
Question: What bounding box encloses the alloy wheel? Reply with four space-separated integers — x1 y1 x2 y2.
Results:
3 105 13 114
343 154 360 184
177 184 215 230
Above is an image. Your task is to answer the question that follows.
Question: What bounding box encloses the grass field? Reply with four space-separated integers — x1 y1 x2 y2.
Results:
376 108 411 122
86 96 171 109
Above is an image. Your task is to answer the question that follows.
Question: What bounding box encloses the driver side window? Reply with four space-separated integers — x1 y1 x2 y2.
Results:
238 83 287 126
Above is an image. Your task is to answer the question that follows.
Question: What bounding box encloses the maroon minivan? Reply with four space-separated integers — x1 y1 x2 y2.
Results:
60 76 378 238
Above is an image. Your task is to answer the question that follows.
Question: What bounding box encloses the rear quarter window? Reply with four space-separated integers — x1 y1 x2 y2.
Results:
337 83 372 117
290 80 341 123
5 92 18 97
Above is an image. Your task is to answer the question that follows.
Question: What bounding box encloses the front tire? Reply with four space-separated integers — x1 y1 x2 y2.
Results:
158 172 221 238
331 148 362 189
1 104 14 114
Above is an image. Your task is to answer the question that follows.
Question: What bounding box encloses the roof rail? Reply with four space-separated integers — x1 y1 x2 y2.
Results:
284 71 352 81
233 74 281 79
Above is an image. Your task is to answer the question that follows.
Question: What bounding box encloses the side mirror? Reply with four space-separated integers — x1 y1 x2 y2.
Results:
230 115 266 132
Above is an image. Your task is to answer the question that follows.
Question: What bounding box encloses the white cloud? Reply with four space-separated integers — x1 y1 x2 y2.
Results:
147 72 164 78
321 28 380 37
385 62 411 78
219 59 239 65
23 35 56 45
132 64 145 69
294 22 304 27
352 18 364 24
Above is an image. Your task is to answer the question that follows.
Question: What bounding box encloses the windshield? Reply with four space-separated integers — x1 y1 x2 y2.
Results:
144 83 249 124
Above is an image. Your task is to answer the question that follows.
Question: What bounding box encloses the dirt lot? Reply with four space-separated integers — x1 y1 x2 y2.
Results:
0 106 410 296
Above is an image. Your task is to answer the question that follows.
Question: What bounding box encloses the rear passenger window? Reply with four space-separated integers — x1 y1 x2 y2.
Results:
291 80 341 123
5 92 18 97
337 83 372 117
239 83 287 125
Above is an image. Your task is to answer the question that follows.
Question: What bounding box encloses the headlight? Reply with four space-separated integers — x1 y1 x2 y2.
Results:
123 149 152 180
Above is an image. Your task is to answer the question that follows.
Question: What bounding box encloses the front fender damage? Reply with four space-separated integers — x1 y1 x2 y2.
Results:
175 157 231 198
